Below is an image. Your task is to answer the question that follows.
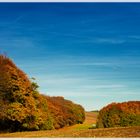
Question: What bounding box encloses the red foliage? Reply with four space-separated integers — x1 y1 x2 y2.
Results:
46 96 85 129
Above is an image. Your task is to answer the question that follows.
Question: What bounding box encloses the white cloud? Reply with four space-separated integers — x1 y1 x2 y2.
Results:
36 76 83 85
81 84 126 89
128 35 140 40
94 38 125 44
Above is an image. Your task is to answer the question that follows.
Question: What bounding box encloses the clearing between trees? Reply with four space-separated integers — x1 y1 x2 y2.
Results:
0 112 140 138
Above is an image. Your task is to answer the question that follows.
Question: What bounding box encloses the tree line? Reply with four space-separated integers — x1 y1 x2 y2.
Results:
97 101 140 128
0 55 85 132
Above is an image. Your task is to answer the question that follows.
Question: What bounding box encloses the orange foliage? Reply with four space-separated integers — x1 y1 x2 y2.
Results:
46 96 85 129
97 101 140 128
0 54 85 132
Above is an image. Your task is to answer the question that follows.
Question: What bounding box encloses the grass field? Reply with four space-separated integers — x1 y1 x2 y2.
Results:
0 111 140 138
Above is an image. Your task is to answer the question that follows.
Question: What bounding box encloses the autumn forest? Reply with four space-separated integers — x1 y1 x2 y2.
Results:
0 54 85 132
0 54 140 137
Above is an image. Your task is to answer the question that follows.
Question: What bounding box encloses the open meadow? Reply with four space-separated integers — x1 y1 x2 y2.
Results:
0 112 140 138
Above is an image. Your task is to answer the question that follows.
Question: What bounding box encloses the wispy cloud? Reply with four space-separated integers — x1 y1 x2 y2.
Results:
94 38 125 44
67 62 117 67
128 35 140 40
0 14 25 29
49 31 126 44
36 76 83 86
81 84 126 89
15 54 140 73
0 38 35 49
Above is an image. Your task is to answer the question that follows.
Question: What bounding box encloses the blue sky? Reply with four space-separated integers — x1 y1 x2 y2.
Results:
0 3 140 110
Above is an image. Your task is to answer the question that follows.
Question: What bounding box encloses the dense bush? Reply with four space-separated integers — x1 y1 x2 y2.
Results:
46 96 85 129
96 101 140 128
0 55 85 132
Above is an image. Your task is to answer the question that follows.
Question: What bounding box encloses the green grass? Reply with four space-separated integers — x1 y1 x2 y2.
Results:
91 110 99 113
73 124 90 130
